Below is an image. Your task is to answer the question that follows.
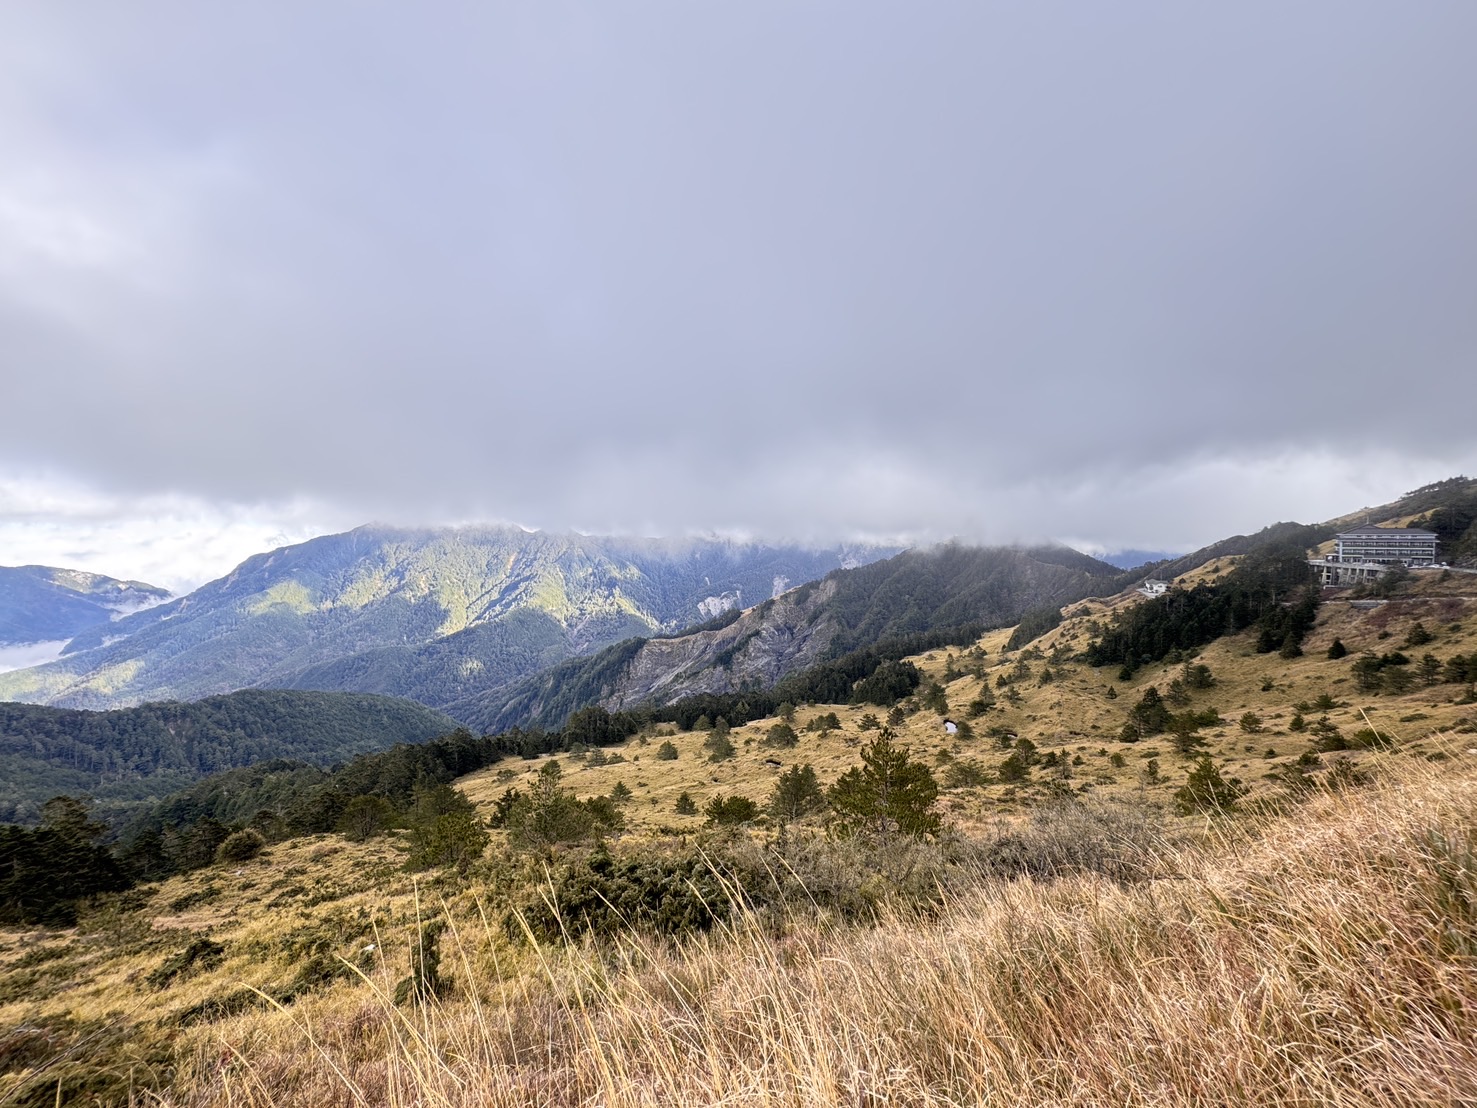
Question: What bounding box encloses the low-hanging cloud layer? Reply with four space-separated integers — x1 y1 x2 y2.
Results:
3 3 1476 590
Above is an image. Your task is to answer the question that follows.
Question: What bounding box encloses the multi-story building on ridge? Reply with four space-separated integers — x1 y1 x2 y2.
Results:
1331 525 1439 566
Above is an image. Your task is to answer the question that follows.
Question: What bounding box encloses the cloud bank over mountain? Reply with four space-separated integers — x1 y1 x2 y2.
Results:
3 3 1475 585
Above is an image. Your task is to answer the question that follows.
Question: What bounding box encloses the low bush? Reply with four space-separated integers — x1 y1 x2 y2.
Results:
215 829 266 864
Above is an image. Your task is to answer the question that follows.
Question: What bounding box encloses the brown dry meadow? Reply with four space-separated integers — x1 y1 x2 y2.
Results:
157 750 1477 1107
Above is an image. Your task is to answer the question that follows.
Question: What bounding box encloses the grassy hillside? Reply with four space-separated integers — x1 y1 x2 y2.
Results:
1142 475 1477 583
457 565 1477 835
3 727 1474 1104
0 690 459 826
0 528 886 713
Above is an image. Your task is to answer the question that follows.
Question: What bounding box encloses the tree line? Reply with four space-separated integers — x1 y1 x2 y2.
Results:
1083 545 1321 672
0 689 457 825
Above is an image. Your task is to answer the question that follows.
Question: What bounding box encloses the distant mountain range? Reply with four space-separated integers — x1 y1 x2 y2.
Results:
1099 549 1182 570
3 480 1473 827
469 543 1127 732
0 526 891 714
0 566 170 647
5 477 1472 736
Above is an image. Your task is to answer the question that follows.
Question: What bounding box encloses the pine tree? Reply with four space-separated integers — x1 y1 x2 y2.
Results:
1175 756 1247 814
769 764 825 822
826 729 941 838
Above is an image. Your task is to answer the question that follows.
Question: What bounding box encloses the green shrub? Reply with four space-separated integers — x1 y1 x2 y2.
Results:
944 760 989 788
769 764 825 822
704 795 760 826
804 712 842 734
214 829 265 864
827 730 941 839
147 936 225 988
507 844 755 944
394 920 446 1005
337 795 397 841
405 784 489 869
704 729 736 763
763 722 799 748
1174 757 1247 815
167 885 221 913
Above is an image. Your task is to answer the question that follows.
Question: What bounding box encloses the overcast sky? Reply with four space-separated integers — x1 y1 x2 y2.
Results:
3 2 1475 593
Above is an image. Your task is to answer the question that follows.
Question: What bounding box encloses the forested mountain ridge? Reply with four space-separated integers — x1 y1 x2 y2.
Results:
0 689 458 826
0 565 169 646
460 543 1126 732
0 526 888 712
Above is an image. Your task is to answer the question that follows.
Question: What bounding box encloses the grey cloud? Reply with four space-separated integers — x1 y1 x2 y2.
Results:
2 2 1475 553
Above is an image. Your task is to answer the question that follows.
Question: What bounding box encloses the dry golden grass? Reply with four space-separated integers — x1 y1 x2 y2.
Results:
6 561 1477 1105
153 749 1477 1108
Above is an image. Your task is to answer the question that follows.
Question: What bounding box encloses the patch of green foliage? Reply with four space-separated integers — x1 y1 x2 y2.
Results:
1004 604 1065 650
1084 545 1321 671
769 764 825 822
0 689 459 826
0 798 130 925
827 729 941 839
507 843 759 944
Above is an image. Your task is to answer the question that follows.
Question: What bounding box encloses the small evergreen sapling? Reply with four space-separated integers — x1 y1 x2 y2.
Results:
1175 756 1247 815
768 764 825 822
826 728 941 839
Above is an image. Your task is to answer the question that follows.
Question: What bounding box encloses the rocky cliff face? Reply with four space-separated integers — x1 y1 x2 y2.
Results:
600 580 839 710
465 543 1130 732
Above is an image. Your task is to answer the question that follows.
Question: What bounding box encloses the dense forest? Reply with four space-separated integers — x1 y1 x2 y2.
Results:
1082 545 1321 671
1410 479 1477 566
0 690 457 825
798 542 1121 656
643 626 970 731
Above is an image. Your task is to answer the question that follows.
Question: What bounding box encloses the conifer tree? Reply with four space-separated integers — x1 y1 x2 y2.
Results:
1175 756 1247 814
826 728 941 838
769 764 825 822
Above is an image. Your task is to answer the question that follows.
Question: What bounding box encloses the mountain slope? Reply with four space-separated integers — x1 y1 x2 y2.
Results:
1138 475 1477 584
0 689 458 826
0 565 169 646
458 543 1126 731
0 527 887 712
